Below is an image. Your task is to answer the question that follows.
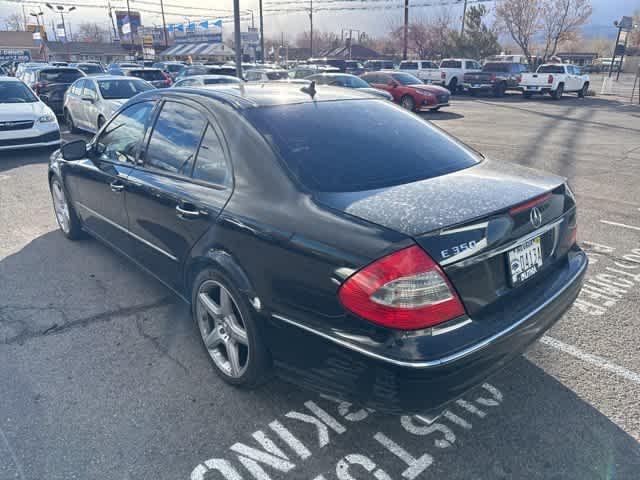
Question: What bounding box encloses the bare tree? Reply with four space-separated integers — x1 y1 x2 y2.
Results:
540 0 592 61
76 22 110 43
4 12 25 31
391 10 457 59
495 0 542 65
295 30 340 54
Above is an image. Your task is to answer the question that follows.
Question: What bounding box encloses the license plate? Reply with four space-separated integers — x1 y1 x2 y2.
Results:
527 86 539 90
508 237 543 286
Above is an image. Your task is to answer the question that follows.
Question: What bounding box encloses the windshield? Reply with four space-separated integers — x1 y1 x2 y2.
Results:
127 70 165 81
537 65 565 74
391 72 422 85
77 64 104 74
98 79 153 99
245 100 479 192
38 69 84 83
0 81 38 103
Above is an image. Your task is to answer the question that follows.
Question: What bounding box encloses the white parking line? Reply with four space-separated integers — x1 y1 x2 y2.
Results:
0 425 27 480
540 336 640 385
599 220 640 232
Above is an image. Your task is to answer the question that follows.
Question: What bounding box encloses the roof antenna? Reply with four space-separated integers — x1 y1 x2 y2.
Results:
301 80 316 99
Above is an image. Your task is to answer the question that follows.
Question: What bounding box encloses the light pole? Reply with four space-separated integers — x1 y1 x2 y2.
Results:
259 0 264 63
45 4 76 42
30 10 46 61
245 9 255 29
159 0 168 48
233 0 242 78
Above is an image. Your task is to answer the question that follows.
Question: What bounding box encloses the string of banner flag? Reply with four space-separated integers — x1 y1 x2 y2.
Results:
166 19 223 33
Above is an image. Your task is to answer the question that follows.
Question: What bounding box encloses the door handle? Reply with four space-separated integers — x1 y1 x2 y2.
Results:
110 180 124 192
176 204 202 218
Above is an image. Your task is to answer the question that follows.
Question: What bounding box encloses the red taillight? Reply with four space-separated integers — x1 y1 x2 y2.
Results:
338 245 465 330
441 71 446 79
516 74 522 83
162 72 172 86
490 73 496 82
547 74 554 84
509 192 552 215
33 82 45 94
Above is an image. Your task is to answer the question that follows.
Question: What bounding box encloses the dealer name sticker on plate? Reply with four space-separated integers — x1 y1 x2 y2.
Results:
508 237 543 286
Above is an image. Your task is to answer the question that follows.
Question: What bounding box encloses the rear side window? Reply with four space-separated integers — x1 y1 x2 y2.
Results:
440 60 461 68
193 125 230 186
129 70 164 81
400 62 418 70
483 63 510 73
246 100 480 192
266 71 289 80
145 102 207 176
38 69 83 83
537 65 565 74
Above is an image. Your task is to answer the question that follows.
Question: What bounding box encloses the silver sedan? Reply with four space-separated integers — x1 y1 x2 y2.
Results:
63 75 154 133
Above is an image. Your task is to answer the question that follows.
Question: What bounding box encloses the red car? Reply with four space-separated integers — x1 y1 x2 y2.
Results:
361 70 450 112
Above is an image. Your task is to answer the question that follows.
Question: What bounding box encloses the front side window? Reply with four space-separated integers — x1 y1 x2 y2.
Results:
95 102 155 164
144 102 207 176
82 80 97 99
192 125 230 186
391 73 421 85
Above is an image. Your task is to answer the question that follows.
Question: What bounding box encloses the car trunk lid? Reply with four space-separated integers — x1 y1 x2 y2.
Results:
315 160 575 316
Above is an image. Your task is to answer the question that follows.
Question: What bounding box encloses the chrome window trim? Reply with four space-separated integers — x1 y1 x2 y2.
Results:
272 252 586 369
75 201 178 262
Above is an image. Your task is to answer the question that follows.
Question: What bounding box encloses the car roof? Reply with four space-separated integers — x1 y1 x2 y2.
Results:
149 83 376 109
84 75 146 81
179 74 239 80
309 73 354 78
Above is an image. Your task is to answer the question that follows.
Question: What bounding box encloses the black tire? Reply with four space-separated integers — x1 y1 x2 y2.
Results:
523 92 533 99
400 94 416 111
191 267 271 388
448 77 458 94
578 82 589 98
64 108 78 133
49 176 84 240
494 82 507 98
97 116 106 130
552 83 564 100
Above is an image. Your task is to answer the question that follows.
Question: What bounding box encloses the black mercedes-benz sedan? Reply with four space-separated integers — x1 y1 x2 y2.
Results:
48 84 587 414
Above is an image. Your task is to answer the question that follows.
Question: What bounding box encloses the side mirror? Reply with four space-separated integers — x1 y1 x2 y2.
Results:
61 139 88 161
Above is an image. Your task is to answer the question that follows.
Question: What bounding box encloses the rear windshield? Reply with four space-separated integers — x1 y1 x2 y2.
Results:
38 69 83 83
166 64 183 72
440 60 461 68
537 65 565 74
245 100 479 192
98 79 153 99
77 64 104 74
204 77 242 85
400 62 418 70
266 71 289 80
483 63 511 72
128 70 164 81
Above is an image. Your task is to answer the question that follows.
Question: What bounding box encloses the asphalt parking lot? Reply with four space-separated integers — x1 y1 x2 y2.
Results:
2 92 640 480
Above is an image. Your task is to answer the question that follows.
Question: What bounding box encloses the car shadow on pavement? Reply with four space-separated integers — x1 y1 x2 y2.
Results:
419 110 464 121
0 147 56 174
1 230 639 479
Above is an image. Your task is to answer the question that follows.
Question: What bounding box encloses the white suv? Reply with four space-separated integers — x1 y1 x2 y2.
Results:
398 60 442 84
439 58 482 92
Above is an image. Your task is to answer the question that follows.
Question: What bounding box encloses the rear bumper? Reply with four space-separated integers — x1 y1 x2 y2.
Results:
267 248 587 414
520 85 552 94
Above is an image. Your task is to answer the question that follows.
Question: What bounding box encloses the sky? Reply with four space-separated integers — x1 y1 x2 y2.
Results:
0 0 634 43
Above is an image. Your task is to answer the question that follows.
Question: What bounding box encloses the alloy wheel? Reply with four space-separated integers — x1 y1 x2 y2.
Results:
51 179 70 234
401 96 415 110
196 280 249 378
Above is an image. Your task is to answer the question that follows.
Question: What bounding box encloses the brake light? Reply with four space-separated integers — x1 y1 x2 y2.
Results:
509 192 552 215
161 71 172 86
441 71 446 79
547 74 554 84
33 82 45 94
516 74 522 83
338 245 465 330
490 73 496 82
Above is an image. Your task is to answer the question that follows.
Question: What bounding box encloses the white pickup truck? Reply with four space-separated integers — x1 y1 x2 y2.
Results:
439 58 482 92
519 63 590 99
398 60 442 84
